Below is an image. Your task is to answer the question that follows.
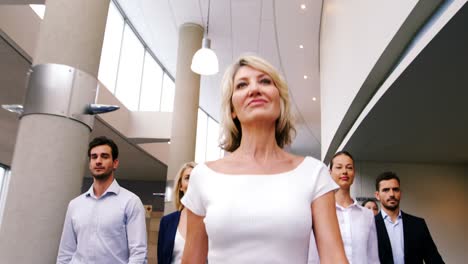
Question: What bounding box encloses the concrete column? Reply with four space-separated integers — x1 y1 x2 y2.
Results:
165 23 203 214
0 1 110 263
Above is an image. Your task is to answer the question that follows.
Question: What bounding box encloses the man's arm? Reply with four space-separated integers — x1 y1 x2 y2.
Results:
421 219 445 264
56 204 77 264
126 197 148 264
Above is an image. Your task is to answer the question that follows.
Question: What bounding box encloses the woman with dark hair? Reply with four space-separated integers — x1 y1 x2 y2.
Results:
181 55 348 264
362 199 379 216
157 162 196 264
309 151 379 263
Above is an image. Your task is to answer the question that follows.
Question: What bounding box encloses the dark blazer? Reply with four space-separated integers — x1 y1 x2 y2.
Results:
375 211 444 264
157 211 181 264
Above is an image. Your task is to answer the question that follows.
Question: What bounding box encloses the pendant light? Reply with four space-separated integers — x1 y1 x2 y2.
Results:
191 0 219 75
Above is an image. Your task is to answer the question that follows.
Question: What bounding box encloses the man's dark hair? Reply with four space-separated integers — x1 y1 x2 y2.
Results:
329 150 354 169
375 171 400 191
88 136 119 160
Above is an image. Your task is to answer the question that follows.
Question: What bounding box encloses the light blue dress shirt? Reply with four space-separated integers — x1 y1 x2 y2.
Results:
381 210 404 264
57 180 147 264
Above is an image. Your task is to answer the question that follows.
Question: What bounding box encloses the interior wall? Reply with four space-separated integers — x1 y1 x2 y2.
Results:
0 38 30 166
319 0 418 159
351 161 468 264
0 5 40 60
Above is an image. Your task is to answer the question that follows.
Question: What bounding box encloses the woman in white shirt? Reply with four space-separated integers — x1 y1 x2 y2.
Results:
328 151 379 264
181 55 348 264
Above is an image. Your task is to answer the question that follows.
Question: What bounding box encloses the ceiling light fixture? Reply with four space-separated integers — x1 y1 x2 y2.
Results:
312 97 317 101
191 0 219 75
300 4 307 10
299 44 304 49
304 75 308 79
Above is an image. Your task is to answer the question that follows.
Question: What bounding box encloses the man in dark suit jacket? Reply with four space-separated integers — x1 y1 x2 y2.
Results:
374 171 444 264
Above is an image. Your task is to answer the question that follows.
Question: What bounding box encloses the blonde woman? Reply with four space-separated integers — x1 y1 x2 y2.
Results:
157 162 196 264
181 55 348 264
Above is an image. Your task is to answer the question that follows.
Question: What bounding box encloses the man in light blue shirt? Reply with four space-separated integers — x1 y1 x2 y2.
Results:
57 136 147 264
380 207 404 264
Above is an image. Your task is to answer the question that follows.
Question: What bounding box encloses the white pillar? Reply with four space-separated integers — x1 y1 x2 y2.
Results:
165 23 203 214
0 1 110 263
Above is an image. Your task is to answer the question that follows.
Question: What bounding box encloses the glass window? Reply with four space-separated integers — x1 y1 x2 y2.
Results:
98 2 124 93
164 185 173 202
115 24 145 111
206 117 221 161
30 4 46 19
0 166 4 196
0 165 10 227
195 109 208 163
139 53 163 111
99 1 175 113
195 109 224 162
160 73 175 112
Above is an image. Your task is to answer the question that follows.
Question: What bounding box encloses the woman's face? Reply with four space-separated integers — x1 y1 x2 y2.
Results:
364 201 379 216
179 167 192 194
231 66 281 126
330 154 355 189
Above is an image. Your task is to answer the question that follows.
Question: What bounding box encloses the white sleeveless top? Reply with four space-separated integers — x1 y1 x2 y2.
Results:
181 156 338 264
171 229 185 264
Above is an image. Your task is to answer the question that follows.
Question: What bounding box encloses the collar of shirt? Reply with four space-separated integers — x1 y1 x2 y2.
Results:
381 209 402 224
335 198 359 211
85 179 120 199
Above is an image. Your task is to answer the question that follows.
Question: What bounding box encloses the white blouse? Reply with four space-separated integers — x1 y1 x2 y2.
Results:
171 229 185 264
182 156 338 264
308 200 379 264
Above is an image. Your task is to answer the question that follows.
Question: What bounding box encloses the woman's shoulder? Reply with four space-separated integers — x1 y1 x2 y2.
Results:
205 158 225 170
296 155 327 171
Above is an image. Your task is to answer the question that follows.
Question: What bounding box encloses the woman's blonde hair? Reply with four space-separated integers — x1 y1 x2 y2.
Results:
220 55 295 152
173 161 197 211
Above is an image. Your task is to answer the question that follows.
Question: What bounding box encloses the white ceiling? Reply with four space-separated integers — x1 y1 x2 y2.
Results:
115 0 323 157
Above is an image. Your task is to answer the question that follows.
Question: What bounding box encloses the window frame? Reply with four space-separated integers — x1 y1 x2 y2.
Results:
98 0 176 112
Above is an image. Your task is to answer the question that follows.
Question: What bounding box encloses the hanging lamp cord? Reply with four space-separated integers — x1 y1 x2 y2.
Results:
206 0 211 37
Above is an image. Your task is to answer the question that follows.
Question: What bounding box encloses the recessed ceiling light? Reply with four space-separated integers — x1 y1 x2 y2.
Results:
303 75 308 79
300 4 307 10
299 44 304 49
312 97 317 101
168 141 171 144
